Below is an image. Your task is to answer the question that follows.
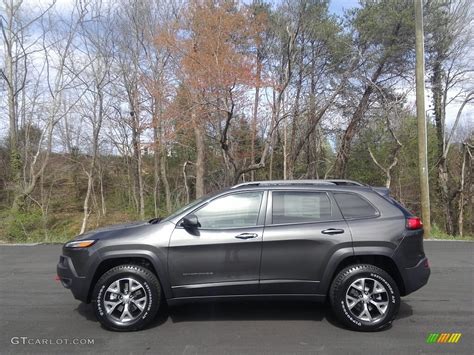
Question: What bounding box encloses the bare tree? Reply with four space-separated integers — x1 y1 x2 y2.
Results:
140 0 176 214
78 0 114 234
367 89 406 188
426 0 473 234
114 0 154 219
10 1 87 213
1 0 55 200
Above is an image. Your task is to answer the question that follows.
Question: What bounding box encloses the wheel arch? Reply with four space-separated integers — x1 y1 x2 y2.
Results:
87 252 171 303
320 249 406 296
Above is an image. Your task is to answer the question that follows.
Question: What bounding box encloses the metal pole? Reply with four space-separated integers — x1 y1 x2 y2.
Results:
415 0 431 237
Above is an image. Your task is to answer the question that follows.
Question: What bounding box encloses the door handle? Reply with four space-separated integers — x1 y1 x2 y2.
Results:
235 233 258 240
321 228 345 235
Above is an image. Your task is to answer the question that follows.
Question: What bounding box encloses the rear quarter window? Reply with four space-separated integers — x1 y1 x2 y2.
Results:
333 192 379 219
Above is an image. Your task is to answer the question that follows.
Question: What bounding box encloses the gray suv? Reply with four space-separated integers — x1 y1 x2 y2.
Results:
57 180 430 332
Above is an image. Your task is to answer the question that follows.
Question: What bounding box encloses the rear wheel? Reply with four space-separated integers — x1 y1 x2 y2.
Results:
329 264 400 331
92 264 161 331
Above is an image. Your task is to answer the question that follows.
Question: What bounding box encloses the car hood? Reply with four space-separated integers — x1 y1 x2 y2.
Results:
73 220 161 242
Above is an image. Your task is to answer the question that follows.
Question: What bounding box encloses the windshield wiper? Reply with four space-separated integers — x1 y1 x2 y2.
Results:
148 217 162 224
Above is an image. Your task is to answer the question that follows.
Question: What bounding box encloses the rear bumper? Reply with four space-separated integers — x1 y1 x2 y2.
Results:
57 255 90 303
401 256 430 295
391 230 430 296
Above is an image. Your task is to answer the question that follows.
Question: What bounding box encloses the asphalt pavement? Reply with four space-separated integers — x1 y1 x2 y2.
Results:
0 241 472 354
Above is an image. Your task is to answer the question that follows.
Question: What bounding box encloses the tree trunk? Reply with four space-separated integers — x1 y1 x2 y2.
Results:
153 108 161 217
80 89 103 234
287 58 303 180
183 161 190 204
137 147 145 219
432 55 453 234
333 37 391 178
130 107 145 219
457 144 467 237
99 162 106 217
194 113 205 198
160 149 171 213
432 59 445 158
438 159 454 234
80 172 93 234
250 52 262 182
282 94 287 180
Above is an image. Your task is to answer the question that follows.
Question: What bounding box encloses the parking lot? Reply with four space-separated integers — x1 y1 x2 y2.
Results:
0 240 472 354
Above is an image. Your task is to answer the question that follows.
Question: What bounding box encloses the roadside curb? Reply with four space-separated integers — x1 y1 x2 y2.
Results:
0 242 64 246
425 239 473 242
0 243 41 246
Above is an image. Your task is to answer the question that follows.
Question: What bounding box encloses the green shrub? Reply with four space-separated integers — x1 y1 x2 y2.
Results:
430 223 474 240
0 209 45 243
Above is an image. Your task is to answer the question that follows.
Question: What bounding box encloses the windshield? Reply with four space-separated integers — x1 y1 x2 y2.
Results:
161 196 207 223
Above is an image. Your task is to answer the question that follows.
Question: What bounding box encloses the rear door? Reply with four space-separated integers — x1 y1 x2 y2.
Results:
259 189 352 294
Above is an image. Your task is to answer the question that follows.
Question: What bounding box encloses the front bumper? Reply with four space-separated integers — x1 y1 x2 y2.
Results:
57 255 90 303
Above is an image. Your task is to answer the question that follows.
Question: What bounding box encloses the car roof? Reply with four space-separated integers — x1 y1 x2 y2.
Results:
227 180 392 197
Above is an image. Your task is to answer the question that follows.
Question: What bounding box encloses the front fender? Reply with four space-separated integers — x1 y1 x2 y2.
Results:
97 247 172 299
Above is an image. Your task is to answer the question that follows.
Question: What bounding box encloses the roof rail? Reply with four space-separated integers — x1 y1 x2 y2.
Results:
231 179 364 189
325 179 365 186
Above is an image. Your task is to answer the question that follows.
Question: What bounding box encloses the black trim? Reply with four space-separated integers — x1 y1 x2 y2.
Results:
56 255 89 302
167 293 327 306
259 279 320 284
172 280 259 289
401 257 430 295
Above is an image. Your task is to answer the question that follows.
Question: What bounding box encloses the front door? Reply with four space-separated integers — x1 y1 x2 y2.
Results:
168 191 266 298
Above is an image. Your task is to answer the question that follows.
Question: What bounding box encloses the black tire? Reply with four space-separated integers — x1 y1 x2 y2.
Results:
329 264 400 331
92 264 161 331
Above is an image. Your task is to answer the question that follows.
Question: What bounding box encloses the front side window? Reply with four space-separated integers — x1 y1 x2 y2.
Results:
192 192 263 229
272 191 332 224
333 193 379 219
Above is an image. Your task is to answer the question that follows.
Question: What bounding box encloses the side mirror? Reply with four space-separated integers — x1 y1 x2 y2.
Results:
181 214 201 229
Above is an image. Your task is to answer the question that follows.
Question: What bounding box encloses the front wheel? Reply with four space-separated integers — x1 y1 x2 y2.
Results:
329 264 400 331
92 264 161 331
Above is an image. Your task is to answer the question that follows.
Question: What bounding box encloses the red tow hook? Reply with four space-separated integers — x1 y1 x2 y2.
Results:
55 275 61 282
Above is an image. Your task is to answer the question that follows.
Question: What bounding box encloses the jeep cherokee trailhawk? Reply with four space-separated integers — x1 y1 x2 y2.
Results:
57 180 430 331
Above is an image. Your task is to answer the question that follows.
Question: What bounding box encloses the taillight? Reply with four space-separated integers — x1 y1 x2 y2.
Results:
406 216 423 230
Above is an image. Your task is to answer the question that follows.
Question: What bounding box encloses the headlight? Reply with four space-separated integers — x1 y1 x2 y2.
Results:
64 240 96 248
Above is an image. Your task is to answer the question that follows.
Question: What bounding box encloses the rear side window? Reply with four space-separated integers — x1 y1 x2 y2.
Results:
272 191 332 224
333 193 379 219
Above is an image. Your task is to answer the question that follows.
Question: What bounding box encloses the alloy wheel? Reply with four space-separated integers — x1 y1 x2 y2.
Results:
345 277 389 324
103 278 148 324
